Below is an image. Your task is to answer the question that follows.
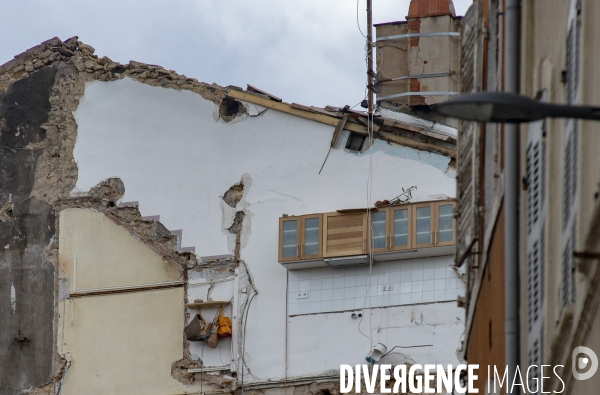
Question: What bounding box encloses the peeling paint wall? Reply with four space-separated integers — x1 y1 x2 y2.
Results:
0 66 57 395
57 208 190 395
70 76 461 384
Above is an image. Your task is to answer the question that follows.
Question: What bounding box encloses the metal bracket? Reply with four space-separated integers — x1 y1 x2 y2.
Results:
377 72 454 83
377 91 458 101
377 32 460 42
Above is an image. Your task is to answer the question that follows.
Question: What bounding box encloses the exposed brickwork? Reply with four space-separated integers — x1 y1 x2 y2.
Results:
407 0 456 19
407 18 421 46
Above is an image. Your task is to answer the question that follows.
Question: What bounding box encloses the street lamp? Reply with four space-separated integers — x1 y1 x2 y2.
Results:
432 91 600 123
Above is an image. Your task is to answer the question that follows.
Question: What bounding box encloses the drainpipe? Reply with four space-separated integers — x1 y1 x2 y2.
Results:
504 0 520 392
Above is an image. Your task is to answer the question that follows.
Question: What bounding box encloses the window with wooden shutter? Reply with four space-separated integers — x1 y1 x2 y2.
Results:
560 0 581 312
527 336 543 393
455 2 483 274
565 0 581 106
561 126 577 310
526 118 545 392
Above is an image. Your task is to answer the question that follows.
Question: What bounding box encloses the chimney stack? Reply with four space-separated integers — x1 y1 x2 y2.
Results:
374 0 460 118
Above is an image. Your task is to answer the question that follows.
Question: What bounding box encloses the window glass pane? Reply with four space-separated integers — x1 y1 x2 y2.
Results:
371 211 387 249
304 217 319 256
438 204 454 242
393 209 408 247
282 220 298 258
416 206 431 244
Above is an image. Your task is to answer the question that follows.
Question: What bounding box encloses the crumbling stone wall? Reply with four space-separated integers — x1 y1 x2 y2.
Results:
0 64 57 395
0 36 236 394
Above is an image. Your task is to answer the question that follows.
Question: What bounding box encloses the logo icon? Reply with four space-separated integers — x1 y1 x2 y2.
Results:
572 346 598 380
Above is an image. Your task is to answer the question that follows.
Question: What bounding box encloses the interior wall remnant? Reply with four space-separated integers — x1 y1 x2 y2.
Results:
0 66 57 395
218 97 248 123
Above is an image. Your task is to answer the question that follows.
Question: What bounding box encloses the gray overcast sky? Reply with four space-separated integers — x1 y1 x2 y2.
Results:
1 0 472 107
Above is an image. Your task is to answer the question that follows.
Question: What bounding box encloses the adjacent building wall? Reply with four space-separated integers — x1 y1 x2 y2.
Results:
463 0 600 393
465 208 505 394
374 0 461 109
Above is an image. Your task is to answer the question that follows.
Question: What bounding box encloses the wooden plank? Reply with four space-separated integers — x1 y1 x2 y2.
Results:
291 102 316 112
326 237 364 246
336 208 371 214
328 217 364 227
331 116 348 147
185 300 231 308
227 90 367 134
357 116 381 132
247 84 282 102
327 232 364 242
309 106 341 117
229 90 456 157
326 226 364 235
377 131 456 158
419 129 453 142
327 245 363 254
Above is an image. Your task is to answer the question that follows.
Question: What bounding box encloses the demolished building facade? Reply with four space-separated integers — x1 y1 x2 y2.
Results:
1 2 467 394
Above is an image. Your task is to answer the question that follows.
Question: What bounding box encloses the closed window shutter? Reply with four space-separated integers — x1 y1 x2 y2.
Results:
561 0 580 312
456 2 483 274
526 118 545 393
561 127 577 310
565 0 581 105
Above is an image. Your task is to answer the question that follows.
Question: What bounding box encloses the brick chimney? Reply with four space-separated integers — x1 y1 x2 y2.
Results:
374 0 460 111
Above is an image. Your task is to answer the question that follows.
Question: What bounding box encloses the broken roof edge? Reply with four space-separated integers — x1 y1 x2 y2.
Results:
228 88 456 158
0 37 455 159
0 36 228 105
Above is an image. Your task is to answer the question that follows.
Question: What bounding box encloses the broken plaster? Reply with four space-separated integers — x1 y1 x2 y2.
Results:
347 132 455 177
221 174 253 258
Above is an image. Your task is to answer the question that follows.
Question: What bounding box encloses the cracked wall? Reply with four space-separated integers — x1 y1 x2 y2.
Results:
374 14 461 109
0 36 231 394
0 35 462 395
69 69 459 386
0 66 57 395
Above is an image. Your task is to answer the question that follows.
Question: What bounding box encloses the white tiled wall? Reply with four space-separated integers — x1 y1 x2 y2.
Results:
287 255 463 315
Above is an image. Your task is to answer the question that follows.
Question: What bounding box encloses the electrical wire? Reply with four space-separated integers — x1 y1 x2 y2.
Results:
55 359 71 395
200 342 205 395
241 290 257 395
381 344 433 359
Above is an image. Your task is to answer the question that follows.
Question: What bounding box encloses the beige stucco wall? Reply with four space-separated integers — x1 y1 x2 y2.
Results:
57 208 195 395
519 0 600 392
375 22 410 104
60 288 190 395
59 208 181 291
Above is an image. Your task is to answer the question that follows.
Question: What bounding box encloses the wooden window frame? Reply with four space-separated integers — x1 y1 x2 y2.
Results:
279 216 301 262
368 209 389 253
434 201 457 246
300 214 323 260
413 203 435 248
388 206 413 251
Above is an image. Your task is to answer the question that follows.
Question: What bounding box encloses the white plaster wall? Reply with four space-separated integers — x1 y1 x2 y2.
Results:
72 77 458 382
287 301 465 378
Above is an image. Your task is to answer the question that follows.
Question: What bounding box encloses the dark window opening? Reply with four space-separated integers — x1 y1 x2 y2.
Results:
345 132 367 152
